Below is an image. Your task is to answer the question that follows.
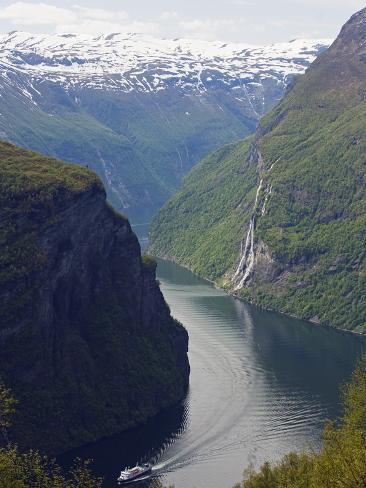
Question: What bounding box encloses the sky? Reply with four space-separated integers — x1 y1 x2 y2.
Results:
0 0 364 44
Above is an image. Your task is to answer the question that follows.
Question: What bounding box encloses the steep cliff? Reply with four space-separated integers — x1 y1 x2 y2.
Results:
0 141 189 454
150 7 366 333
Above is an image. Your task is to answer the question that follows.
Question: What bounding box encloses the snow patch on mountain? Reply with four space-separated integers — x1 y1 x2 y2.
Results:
0 31 331 93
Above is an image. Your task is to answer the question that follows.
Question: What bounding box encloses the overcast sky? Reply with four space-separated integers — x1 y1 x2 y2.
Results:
0 0 364 44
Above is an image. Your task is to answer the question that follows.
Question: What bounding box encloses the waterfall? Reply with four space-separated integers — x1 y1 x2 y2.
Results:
234 217 256 290
234 179 263 289
234 218 254 279
261 185 272 216
254 178 263 207
234 155 278 290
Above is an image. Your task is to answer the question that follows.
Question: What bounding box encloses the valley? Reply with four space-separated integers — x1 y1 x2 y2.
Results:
0 32 329 222
1 4 366 488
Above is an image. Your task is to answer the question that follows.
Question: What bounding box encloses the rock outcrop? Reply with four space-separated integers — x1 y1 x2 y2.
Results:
0 141 189 454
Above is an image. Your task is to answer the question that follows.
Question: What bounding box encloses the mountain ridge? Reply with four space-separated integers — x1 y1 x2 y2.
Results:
0 31 330 94
0 32 330 223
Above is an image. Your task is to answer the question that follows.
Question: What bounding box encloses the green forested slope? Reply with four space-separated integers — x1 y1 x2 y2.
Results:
150 8 366 332
0 142 189 454
149 139 257 280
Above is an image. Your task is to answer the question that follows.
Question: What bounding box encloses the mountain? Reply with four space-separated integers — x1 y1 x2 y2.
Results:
149 8 366 333
0 32 329 223
0 141 189 454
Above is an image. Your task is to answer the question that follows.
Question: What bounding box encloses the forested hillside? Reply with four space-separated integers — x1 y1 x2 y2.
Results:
150 7 366 332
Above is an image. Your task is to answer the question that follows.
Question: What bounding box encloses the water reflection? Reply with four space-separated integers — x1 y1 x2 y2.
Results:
59 402 188 487
59 258 366 488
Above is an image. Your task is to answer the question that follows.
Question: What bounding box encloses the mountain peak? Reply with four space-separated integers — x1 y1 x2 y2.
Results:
345 6 366 28
332 7 366 54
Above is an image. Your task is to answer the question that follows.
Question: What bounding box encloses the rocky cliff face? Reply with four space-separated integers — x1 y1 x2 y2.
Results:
150 7 366 332
0 141 189 454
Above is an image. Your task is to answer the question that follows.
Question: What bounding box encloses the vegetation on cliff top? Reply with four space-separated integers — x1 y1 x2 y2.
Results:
0 141 102 323
0 140 101 199
149 8 366 332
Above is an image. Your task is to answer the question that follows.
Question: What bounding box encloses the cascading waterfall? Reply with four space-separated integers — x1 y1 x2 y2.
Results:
234 179 263 290
234 218 255 290
261 185 272 216
234 155 279 290
234 218 254 281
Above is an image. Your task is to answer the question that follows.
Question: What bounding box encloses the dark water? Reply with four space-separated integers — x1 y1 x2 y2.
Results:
60 258 366 488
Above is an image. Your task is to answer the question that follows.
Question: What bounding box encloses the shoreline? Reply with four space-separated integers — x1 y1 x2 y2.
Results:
154 253 366 341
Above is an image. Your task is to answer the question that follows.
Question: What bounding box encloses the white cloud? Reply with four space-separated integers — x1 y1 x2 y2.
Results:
160 11 179 21
56 20 125 35
124 21 159 35
56 19 159 36
0 2 159 35
178 18 246 41
72 5 128 22
0 0 361 43
0 2 77 25
0 1 250 40
228 0 255 5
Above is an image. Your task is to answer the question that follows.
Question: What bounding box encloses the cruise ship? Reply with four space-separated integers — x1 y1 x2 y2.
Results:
118 463 152 483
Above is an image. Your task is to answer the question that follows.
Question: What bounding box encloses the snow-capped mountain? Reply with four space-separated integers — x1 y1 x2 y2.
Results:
0 32 331 223
0 31 330 93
